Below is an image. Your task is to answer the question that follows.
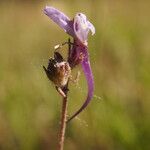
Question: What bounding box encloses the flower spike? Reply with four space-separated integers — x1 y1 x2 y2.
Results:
44 6 95 122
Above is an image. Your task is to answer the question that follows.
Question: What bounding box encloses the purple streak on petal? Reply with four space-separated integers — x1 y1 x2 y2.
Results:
67 46 94 122
75 22 79 31
43 6 74 36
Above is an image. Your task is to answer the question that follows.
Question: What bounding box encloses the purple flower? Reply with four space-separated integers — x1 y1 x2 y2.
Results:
44 6 95 122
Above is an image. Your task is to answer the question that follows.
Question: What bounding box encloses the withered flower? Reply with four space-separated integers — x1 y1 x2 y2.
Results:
43 52 71 98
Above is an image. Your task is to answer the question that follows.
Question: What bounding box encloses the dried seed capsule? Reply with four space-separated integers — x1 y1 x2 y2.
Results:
43 52 71 88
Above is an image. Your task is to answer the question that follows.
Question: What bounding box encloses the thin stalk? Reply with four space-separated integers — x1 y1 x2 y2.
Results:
58 88 68 150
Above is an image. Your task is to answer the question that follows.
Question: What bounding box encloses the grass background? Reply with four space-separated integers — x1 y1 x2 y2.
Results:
0 0 150 149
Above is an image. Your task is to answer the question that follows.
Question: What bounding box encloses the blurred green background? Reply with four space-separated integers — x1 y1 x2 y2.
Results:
0 0 150 150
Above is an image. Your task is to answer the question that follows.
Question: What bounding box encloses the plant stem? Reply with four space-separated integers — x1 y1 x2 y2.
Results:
58 90 68 150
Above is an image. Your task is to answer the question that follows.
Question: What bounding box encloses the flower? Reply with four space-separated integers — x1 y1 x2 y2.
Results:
44 6 95 122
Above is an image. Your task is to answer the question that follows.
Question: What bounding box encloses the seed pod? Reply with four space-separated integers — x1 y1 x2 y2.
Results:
43 52 71 88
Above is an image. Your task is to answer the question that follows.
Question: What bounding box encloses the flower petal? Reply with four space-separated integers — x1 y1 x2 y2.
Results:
87 21 95 35
67 46 94 122
44 6 74 36
73 13 95 45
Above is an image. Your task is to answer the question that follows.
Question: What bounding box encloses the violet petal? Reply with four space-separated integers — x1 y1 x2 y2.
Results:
73 13 95 45
67 47 94 122
44 6 74 36
87 21 95 35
